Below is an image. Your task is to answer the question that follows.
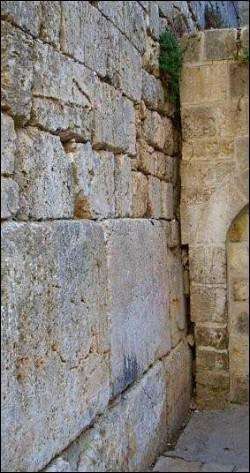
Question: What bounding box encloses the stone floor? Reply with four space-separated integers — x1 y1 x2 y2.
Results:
151 405 249 472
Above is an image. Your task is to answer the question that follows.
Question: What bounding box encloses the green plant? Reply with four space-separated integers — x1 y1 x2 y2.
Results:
159 29 183 105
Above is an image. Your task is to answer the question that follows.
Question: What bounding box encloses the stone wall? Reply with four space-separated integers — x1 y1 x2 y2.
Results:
1 2 191 472
180 26 249 409
227 206 249 404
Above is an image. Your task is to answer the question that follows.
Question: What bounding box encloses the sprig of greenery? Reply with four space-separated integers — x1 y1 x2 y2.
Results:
159 29 183 105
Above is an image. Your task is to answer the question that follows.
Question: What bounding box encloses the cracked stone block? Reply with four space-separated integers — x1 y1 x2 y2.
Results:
164 340 192 435
93 82 136 155
1 1 41 36
31 97 93 142
131 171 148 217
15 128 74 220
107 26 142 102
137 140 167 179
114 155 132 217
101 220 171 397
148 176 162 218
167 249 186 347
161 182 174 220
142 70 165 111
33 41 99 108
61 1 108 77
153 456 202 472
63 361 166 472
1 112 16 175
44 458 72 472
39 1 61 48
1 177 19 219
1 20 34 124
1 220 110 473
71 142 115 219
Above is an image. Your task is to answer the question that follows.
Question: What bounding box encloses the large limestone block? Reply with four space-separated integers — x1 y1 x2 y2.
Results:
31 97 93 143
131 171 148 217
204 29 237 60
96 1 147 54
196 347 229 372
164 341 192 435
167 249 186 347
71 142 115 219
1 112 16 175
1 220 110 472
61 1 108 77
195 325 228 350
114 155 133 217
39 1 61 48
161 182 174 220
101 220 171 396
189 246 226 285
107 26 142 102
1 177 19 219
57 361 166 472
93 82 136 155
181 63 229 105
1 21 34 124
1 1 41 36
148 176 162 218
33 41 98 108
15 128 74 220
190 286 227 324
142 110 167 150
142 70 165 111
137 140 168 179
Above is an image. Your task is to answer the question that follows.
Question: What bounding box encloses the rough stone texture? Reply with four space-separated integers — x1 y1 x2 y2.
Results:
164 341 192 436
180 27 249 409
101 220 171 397
44 458 72 472
114 155 133 217
15 128 74 220
153 456 202 472
71 142 115 219
1 112 16 175
167 249 187 347
1 221 110 472
131 171 148 217
1 177 19 219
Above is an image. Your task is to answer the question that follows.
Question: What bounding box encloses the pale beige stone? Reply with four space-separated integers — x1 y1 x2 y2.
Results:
181 63 229 105
204 29 237 60
1 177 19 219
153 456 201 472
143 35 160 77
131 172 148 217
15 128 74 220
167 249 186 347
164 341 192 435
40 1 61 48
189 246 226 285
1 112 16 175
142 110 166 150
161 182 174 220
101 220 171 397
114 155 132 217
137 140 168 179
142 70 165 111
148 176 162 218
1 221 110 472
190 285 227 324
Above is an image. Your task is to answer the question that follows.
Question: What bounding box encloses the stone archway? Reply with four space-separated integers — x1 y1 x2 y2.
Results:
180 26 249 408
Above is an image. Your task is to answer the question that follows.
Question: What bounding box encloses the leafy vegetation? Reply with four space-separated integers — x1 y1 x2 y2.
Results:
159 29 183 106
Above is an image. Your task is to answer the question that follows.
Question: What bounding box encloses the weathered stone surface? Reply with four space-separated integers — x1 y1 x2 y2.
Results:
147 2 160 40
107 27 142 102
1 177 19 219
181 63 229 105
142 70 165 111
233 280 248 301
148 176 162 218
195 325 228 350
196 347 229 371
1 112 16 175
70 142 115 219
167 249 186 347
59 361 166 472
44 457 72 472
15 128 73 220
131 171 148 217
33 41 98 108
167 219 180 248
31 98 93 142
190 285 227 324
161 182 174 220
229 62 249 98
114 155 132 217
180 32 204 64
142 110 166 150
1 21 34 123
164 341 192 435
61 1 108 77
143 35 160 77
101 220 171 396
137 140 168 179
204 29 237 60
241 26 249 50
39 1 61 48
1 220 110 472
93 82 136 155
189 246 226 285
234 136 249 173
153 456 202 472
1 1 41 36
